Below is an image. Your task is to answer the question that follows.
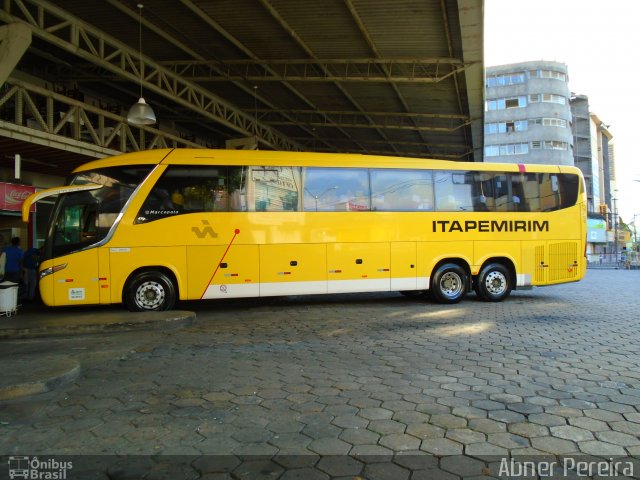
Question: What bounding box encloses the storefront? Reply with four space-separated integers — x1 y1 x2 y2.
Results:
586 217 607 263
0 182 35 248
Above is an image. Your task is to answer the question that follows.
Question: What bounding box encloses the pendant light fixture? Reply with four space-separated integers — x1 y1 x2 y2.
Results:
127 3 156 126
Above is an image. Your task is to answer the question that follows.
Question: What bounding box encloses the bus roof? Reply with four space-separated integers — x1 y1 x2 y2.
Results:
74 148 582 176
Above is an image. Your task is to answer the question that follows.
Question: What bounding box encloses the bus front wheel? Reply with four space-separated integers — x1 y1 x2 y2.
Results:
476 263 512 302
430 263 468 304
124 270 176 311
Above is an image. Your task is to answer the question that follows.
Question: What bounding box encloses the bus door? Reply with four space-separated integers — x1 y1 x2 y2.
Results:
50 202 103 305
21 184 106 306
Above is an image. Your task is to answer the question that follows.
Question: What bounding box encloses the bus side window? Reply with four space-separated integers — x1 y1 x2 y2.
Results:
246 166 301 212
522 173 541 211
557 173 579 210
434 171 473 211
137 166 226 222
472 173 494 211
493 174 510 211
539 173 560 211
509 174 529 212
370 169 433 211
303 167 370 212
228 166 247 211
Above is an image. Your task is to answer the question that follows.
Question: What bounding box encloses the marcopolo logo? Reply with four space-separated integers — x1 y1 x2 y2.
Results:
192 220 218 239
7 456 72 479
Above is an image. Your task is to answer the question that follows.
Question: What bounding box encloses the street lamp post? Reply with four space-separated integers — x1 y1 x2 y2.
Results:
305 186 338 211
612 195 618 263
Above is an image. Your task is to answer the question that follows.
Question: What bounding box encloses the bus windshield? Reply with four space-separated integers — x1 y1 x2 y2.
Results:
44 166 153 260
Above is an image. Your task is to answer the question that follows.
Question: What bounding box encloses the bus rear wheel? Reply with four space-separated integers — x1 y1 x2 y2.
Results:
430 263 468 304
476 263 512 302
125 270 176 312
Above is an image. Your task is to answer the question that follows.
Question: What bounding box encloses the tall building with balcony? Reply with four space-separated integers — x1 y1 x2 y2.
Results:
570 93 616 258
484 61 573 165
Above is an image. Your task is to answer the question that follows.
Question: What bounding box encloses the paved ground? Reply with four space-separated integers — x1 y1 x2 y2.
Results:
1 269 639 479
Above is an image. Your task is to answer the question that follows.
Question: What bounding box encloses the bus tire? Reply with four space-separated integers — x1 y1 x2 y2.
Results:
124 270 176 312
430 263 468 304
476 263 512 302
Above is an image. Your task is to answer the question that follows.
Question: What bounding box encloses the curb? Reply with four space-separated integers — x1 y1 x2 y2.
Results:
0 310 196 340
0 357 81 400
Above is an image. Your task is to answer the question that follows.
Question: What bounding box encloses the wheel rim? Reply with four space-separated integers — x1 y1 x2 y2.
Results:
135 280 166 309
484 270 507 296
439 271 464 298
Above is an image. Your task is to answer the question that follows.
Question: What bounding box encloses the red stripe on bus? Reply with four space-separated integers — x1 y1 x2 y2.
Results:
201 229 240 298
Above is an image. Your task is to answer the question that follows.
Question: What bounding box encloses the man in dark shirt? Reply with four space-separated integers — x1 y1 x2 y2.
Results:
3 236 24 284
23 245 40 301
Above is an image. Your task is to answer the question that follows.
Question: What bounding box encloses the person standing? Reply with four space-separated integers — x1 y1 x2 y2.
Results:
23 245 40 301
3 237 24 284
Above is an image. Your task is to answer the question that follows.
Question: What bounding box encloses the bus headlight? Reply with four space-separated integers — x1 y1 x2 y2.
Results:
39 263 68 279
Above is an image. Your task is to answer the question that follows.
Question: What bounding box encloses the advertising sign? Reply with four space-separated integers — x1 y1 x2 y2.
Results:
587 218 606 243
0 183 36 212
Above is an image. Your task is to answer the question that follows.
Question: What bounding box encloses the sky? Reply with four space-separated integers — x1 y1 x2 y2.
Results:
484 0 640 224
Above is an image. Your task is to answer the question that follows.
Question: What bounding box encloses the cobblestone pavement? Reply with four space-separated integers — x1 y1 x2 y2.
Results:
1 269 639 479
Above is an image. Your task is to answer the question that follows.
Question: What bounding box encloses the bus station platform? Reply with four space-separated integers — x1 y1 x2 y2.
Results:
0 306 195 340
0 307 195 400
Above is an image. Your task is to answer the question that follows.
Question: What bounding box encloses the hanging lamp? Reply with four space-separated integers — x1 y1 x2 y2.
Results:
127 4 156 126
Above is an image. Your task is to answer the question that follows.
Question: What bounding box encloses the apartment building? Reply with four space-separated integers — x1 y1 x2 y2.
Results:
485 61 573 165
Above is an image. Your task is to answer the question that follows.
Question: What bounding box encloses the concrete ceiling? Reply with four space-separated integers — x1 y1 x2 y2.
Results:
0 0 484 177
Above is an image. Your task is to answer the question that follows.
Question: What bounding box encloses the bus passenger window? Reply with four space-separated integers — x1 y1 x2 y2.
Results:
228 167 247 211
493 174 510 211
434 171 473 211
522 173 541 211
472 173 494 211
245 166 301 212
557 174 579 209
303 168 370 212
539 173 561 211
370 169 433 211
510 174 529 212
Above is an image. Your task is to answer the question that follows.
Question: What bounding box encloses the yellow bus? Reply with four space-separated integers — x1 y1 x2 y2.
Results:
22 148 586 311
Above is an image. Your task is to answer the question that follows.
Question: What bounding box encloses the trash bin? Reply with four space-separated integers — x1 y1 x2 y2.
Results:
0 281 19 316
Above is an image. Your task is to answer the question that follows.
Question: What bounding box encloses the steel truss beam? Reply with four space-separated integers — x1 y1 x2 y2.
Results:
256 109 471 131
265 119 469 133
0 78 200 156
0 0 300 151
160 58 471 83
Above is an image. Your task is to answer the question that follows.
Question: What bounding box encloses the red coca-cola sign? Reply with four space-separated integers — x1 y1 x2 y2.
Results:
0 182 36 212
